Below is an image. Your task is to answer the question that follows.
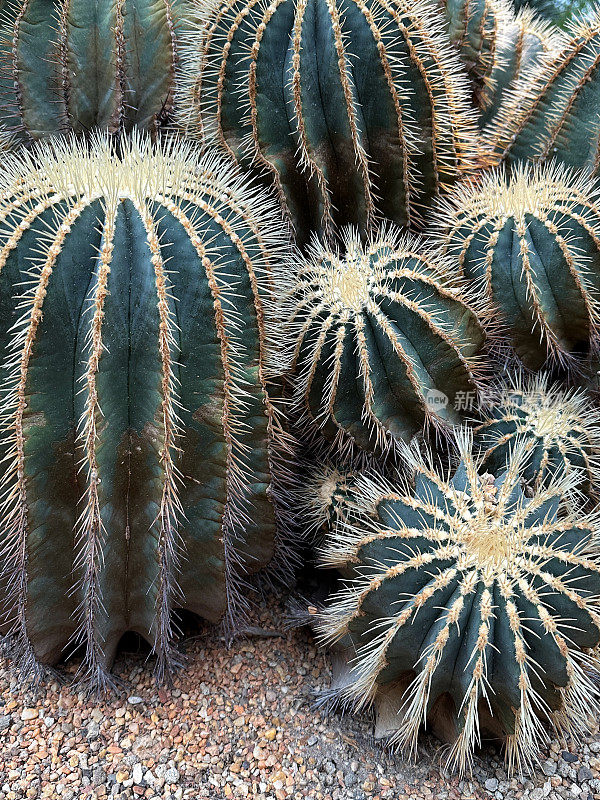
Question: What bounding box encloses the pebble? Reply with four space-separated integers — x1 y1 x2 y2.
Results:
127 696 143 705
484 777 498 791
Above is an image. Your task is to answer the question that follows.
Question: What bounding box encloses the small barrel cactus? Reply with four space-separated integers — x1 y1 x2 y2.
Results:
279 226 485 456
486 10 600 173
317 430 600 773
0 134 291 690
475 373 600 495
0 0 180 141
178 0 478 241
434 163 600 371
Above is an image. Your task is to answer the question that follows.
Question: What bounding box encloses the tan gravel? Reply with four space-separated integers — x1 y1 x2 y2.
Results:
0 598 599 800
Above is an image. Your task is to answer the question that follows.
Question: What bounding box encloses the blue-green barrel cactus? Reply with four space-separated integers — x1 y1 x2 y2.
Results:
435 163 600 372
0 134 292 690
0 0 180 140
316 430 600 773
178 0 478 242
279 226 486 457
475 373 600 495
487 10 600 173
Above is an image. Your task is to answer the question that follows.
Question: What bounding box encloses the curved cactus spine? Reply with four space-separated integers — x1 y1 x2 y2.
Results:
278 225 486 457
0 0 180 141
486 9 600 173
178 0 478 242
0 133 292 689
474 373 600 496
317 430 600 774
434 163 600 372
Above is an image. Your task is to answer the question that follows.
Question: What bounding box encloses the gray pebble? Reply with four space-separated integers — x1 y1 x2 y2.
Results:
164 767 180 785
127 696 143 706
542 760 557 777
484 777 499 792
578 766 594 783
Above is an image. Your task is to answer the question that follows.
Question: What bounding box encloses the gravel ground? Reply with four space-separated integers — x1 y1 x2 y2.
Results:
1 598 600 800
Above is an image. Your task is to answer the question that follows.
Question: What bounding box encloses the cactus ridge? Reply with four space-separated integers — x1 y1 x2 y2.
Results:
0 133 292 689
0 0 180 140
317 430 600 774
178 0 478 240
278 224 486 458
486 7 600 172
474 372 600 495
434 162 600 371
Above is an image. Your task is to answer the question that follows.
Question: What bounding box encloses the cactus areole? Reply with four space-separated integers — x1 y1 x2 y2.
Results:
0 134 290 689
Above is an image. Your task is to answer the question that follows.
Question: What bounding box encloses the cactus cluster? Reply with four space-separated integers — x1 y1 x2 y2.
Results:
178 0 478 241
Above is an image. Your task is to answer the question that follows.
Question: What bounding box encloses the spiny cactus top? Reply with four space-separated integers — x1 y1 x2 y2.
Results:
475 373 600 495
318 431 600 774
434 163 600 371
486 9 600 173
279 226 485 457
178 0 478 242
0 0 180 140
0 134 290 690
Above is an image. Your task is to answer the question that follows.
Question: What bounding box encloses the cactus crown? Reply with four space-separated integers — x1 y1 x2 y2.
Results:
0 0 180 140
0 133 289 688
475 373 600 494
279 225 486 457
177 0 478 240
318 430 600 774
435 162 600 371
486 7 600 172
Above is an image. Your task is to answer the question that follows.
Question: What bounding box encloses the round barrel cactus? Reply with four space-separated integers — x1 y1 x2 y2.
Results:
0 0 180 141
280 226 485 456
475 373 600 495
435 163 600 371
317 430 600 773
178 0 478 242
0 134 291 690
487 10 600 173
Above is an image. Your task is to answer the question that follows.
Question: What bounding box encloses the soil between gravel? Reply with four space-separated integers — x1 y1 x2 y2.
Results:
0 597 599 800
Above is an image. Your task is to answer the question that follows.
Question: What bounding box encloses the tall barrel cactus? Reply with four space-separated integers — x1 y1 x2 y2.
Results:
178 0 478 242
279 226 485 456
487 9 600 173
475 373 600 495
317 431 600 773
435 163 600 371
0 0 180 141
0 134 291 689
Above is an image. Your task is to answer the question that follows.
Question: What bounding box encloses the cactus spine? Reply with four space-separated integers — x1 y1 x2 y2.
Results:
0 0 180 140
0 134 290 689
317 430 600 774
178 0 478 242
475 373 600 495
279 226 485 456
435 163 600 371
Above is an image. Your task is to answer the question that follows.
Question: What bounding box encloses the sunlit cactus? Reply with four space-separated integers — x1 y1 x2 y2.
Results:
434 162 600 371
0 134 292 690
178 0 478 242
475 373 600 495
317 430 600 774
486 9 600 172
279 226 485 457
0 0 181 141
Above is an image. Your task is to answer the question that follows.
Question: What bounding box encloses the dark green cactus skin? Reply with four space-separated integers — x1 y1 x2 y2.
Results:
474 376 600 495
0 136 289 688
181 0 477 242
0 0 179 141
487 11 600 172
318 434 600 772
283 228 485 457
436 164 600 372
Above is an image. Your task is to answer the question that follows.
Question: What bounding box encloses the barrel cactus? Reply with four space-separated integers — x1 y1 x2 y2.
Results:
435 162 600 371
0 0 180 141
279 226 485 457
178 0 478 242
486 9 600 173
475 373 600 495
0 133 291 690
317 430 600 773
